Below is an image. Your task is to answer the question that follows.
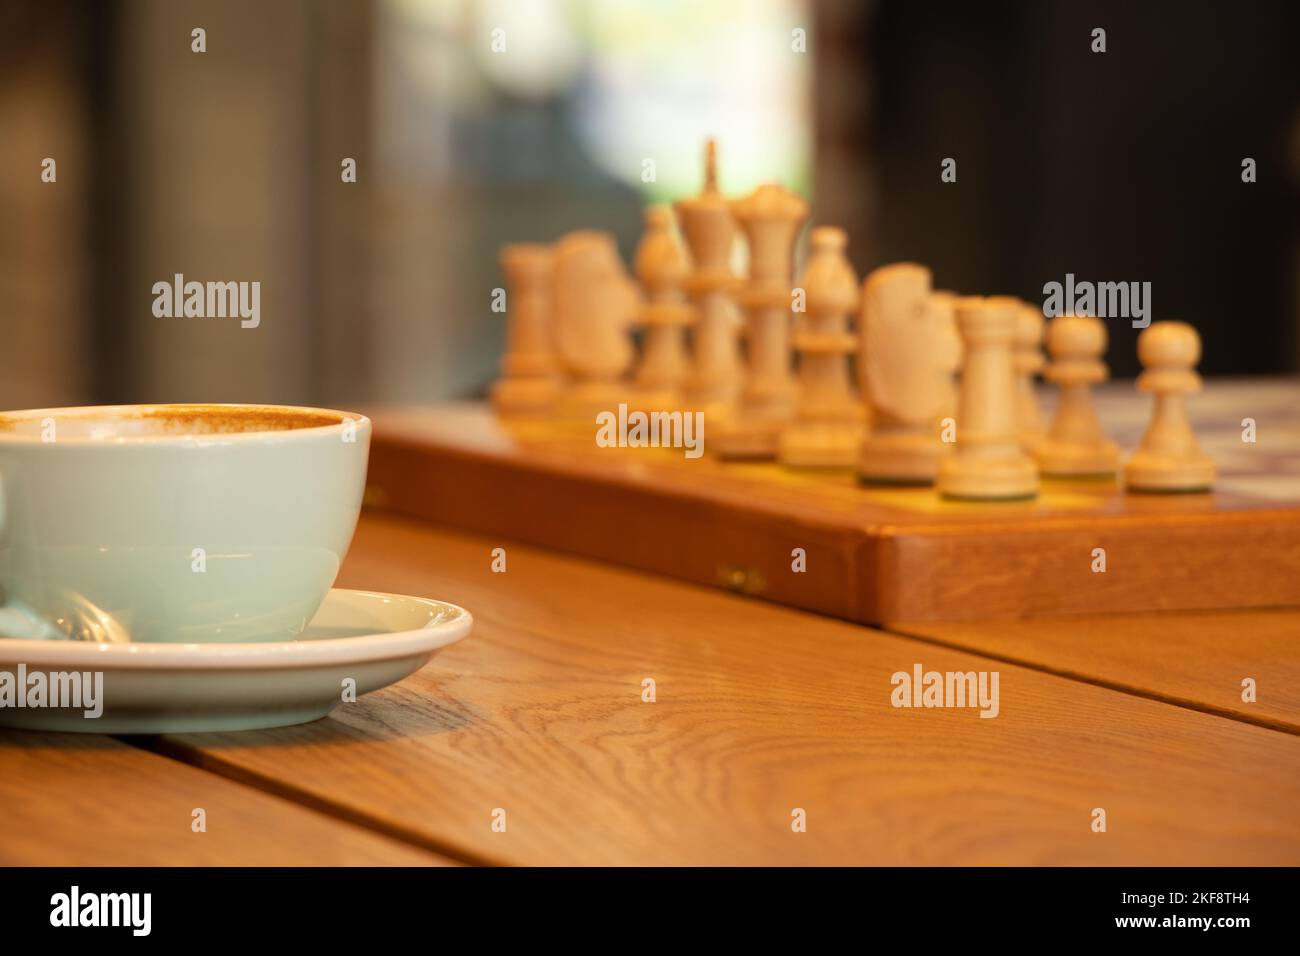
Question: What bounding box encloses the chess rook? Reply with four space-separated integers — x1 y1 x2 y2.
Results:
552 230 640 423
1124 321 1216 493
779 226 862 468
857 264 961 484
713 182 809 459
491 243 560 417
936 297 1039 500
675 140 743 425
630 206 694 414
1034 313 1119 476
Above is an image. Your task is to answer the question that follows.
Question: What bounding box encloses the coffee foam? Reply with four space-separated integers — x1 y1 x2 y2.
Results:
0 404 348 438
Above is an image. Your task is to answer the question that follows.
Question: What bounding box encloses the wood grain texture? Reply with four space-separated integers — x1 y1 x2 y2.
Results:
0 730 449 866
362 380 1300 624
148 515 1300 866
889 609 1300 734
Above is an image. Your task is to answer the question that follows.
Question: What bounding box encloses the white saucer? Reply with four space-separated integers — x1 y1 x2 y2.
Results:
0 589 472 733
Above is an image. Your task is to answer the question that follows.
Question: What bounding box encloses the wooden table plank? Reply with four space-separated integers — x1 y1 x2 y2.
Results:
147 515 1300 866
888 610 1300 734
0 730 450 865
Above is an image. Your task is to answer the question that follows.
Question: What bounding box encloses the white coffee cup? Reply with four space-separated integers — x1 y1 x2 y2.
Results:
0 403 370 643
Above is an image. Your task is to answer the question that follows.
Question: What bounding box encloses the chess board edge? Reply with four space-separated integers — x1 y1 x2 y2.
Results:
362 403 1300 625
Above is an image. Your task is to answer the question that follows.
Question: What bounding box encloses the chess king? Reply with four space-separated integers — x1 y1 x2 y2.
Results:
675 139 744 429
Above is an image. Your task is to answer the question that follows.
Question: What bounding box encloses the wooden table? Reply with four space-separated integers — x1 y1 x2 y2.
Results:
5 512 1297 865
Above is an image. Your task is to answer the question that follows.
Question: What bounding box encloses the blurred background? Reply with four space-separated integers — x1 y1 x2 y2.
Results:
1 0 1297 411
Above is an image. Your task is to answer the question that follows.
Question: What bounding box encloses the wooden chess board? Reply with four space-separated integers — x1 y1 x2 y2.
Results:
362 377 1300 625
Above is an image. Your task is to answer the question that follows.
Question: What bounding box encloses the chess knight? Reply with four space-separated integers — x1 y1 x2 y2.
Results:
857 263 963 484
552 230 641 423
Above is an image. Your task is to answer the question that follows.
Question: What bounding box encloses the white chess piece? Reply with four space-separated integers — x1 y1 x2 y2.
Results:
1034 313 1119 477
779 226 862 468
1011 300 1047 449
713 182 809 459
675 140 742 426
936 297 1039 500
630 206 693 413
491 243 560 417
552 230 639 423
1124 321 1216 492
931 289 963 423
857 264 959 484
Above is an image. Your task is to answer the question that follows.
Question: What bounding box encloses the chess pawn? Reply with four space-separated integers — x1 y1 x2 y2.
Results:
1010 300 1047 449
1124 321 1216 492
552 230 639 423
675 139 743 425
1034 314 1119 476
857 264 959 484
936 297 1039 500
713 182 810 459
630 206 694 413
491 243 560 417
778 226 862 468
